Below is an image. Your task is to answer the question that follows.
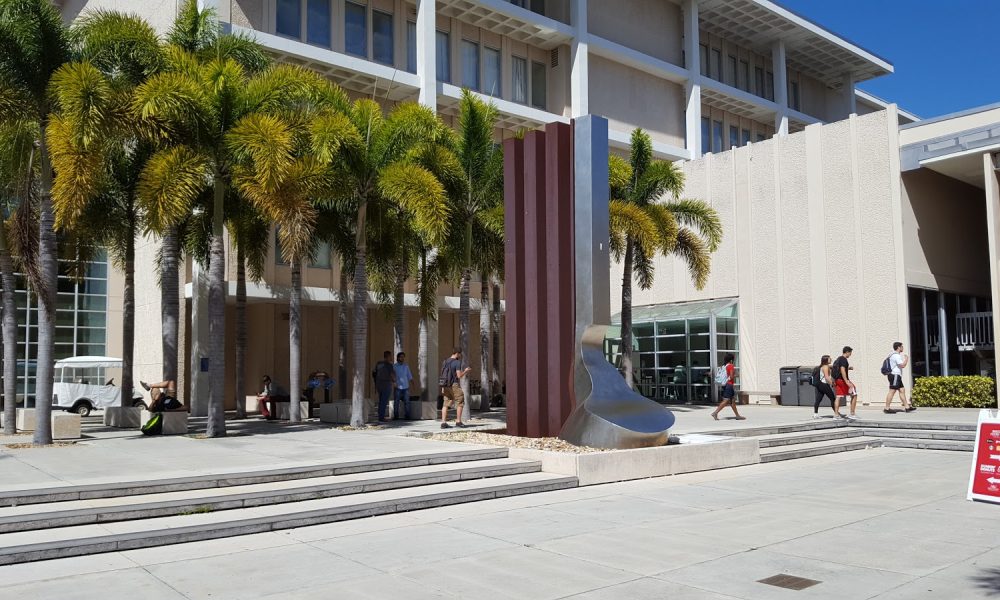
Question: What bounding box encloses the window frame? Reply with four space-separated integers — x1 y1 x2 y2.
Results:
512 55 528 104
343 0 367 58
461 38 480 91
530 59 547 110
436 30 451 83
370 8 394 66
483 45 501 97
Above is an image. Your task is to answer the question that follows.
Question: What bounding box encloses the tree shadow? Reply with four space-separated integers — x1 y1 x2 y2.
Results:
971 567 1000 597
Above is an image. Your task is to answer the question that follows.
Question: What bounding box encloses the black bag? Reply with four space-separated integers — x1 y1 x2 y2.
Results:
809 366 821 387
438 360 451 387
880 355 893 376
141 412 163 436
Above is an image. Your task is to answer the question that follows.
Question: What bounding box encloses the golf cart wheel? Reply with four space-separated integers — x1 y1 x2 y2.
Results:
73 402 92 417
132 399 147 409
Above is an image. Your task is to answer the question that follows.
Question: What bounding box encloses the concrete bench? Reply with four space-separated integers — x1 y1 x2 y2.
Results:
319 402 371 424
14 409 81 439
737 390 781 405
140 410 189 435
104 407 142 428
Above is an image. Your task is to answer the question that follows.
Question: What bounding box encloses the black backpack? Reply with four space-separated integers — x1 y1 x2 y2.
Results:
141 412 163 436
880 355 893 375
438 360 451 387
809 366 821 387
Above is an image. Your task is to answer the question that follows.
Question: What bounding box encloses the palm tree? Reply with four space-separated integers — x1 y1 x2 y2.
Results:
227 202 269 418
47 11 165 413
610 129 722 389
0 0 73 445
339 99 448 427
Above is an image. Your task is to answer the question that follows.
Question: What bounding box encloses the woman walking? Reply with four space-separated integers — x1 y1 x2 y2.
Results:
710 353 744 420
813 355 844 419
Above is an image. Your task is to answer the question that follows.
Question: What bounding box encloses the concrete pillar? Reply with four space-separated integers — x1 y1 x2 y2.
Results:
416 0 436 111
569 0 588 117
419 314 439 404
189 259 210 417
938 291 949 376
842 72 857 119
683 0 701 158
984 152 1000 406
772 39 788 136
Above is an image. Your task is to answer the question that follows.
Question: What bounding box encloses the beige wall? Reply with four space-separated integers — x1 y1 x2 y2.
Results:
589 55 686 149
611 108 908 395
901 169 990 297
61 0 179 34
588 0 682 65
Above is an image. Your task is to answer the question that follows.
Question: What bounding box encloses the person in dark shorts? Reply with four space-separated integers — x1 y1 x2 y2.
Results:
440 348 471 429
710 353 744 420
140 379 182 412
832 346 857 420
884 341 914 413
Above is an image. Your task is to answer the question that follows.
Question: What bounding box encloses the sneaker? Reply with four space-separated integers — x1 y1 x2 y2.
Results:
846 414 857 420
835 413 847 419
883 409 895 414
440 422 451 429
734 416 746 420
140 380 151 391
813 414 823 419
905 407 917 412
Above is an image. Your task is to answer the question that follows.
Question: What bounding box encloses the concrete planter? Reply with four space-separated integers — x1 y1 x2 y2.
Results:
319 402 371 424
509 436 760 486
140 410 189 435
104 407 142 428
13 409 81 439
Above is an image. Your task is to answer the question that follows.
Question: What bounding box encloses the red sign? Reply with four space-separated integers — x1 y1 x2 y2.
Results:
968 415 1000 503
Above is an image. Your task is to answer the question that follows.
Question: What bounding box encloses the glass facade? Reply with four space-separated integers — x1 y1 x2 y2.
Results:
606 299 739 404
9 250 110 407
372 10 393 65
907 287 993 379
344 2 366 57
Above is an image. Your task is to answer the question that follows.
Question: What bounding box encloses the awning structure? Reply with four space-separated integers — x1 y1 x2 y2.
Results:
611 297 738 324
54 356 123 369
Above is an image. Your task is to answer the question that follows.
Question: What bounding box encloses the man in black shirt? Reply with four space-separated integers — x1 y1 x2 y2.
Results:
440 348 471 429
832 346 857 420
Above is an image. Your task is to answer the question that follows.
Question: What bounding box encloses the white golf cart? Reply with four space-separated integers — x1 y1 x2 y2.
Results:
52 356 145 416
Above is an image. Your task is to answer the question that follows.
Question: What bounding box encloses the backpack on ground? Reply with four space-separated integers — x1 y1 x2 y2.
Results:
714 366 729 385
879 354 893 376
141 412 163 436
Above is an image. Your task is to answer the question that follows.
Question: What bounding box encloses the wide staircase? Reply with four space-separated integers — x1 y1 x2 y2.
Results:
705 418 975 463
0 447 576 566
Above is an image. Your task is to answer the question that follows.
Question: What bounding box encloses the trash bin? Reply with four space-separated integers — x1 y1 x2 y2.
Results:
779 366 815 406
796 366 815 407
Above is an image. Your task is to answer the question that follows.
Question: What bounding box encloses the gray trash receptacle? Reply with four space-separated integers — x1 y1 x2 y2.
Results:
796 366 815 407
779 367 799 405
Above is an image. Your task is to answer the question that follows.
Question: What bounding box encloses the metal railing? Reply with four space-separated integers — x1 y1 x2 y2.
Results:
956 311 994 351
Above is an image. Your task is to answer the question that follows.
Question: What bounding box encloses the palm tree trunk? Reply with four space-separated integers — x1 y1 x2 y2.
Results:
234 244 247 418
621 238 635 390
161 225 179 385
338 265 348 401
120 226 135 409
0 225 17 435
491 276 501 400
350 203 368 428
289 258 302 422
458 266 471 422
417 248 430 404
33 136 56 446
205 175 227 437
393 262 405 357
479 274 490 412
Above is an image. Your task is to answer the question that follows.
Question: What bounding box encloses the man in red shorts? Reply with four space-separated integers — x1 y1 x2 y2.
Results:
832 346 856 420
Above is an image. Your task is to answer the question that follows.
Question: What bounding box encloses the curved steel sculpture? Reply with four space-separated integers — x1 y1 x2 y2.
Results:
559 324 676 449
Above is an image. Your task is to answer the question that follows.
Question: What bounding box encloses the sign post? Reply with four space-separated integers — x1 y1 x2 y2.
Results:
968 408 1000 504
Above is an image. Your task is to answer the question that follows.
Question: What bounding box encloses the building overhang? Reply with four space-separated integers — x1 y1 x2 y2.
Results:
899 104 1000 189
607 128 690 162
697 0 893 88
435 0 574 50
438 83 568 131
855 89 919 124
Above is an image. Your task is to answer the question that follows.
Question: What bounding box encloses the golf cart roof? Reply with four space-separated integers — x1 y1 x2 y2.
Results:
54 356 123 369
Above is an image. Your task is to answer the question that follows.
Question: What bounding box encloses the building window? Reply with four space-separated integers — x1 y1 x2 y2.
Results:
510 0 544 13
305 0 331 47
701 117 710 155
310 240 332 269
754 66 764 97
531 60 546 109
729 125 739 149
711 48 722 81
344 1 366 57
461 40 479 90
436 31 450 82
765 71 774 101
276 0 301 39
512 56 527 103
712 120 722 153
742 128 751 146
484 46 501 96
699 44 708 76
372 10 393 65
739 60 749 92
727 55 736 86
756 132 765 142
789 80 800 111
406 21 416 73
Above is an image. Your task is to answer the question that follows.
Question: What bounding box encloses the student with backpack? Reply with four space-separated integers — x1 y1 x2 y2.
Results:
710 353 744 421
812 355 843 419
882 341 915 414
440 348 471 428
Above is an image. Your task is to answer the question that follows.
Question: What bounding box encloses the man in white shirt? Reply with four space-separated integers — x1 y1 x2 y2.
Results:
884 341 915 414
393 352 414 420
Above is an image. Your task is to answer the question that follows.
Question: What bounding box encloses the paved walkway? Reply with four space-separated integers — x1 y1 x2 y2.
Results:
0 448 995 599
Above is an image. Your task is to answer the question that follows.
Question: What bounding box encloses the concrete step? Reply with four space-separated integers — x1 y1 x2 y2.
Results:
0 458 540 534
860 428 975 442
849 419 975 432
877 438 975 452
700 420 846 438
0 447 509 507
756 428 864 448
760 438 881 463
0 472 578 566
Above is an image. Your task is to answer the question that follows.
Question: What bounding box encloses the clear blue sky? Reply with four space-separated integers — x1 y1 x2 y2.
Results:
778 0 999 119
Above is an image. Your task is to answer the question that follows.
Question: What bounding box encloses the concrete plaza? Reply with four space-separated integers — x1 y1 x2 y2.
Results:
0 443 996 599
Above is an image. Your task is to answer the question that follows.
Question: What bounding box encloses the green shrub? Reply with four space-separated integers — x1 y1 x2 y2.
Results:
911 376 995 408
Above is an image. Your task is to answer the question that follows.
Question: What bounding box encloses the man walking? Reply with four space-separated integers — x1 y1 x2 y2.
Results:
832 346 857 420
884 341 915 414
440 348 471 429
374 350 396 422
393 352 414 420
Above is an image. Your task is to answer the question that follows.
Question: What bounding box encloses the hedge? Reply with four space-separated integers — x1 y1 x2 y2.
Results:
911 376 995 408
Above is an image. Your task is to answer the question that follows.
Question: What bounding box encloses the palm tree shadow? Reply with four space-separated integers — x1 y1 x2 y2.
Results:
972 567 1000 596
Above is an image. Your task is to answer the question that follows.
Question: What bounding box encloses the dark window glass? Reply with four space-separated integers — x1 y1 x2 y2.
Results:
276 0 301 39
512 56 527 103
711 48 722 80
484 46 501 96
754 66 764 96
436 31 450 82
712 120 723 152
729 125 739 149
345 1 366 57
701 117 710 155
372 10 393 65
699 44 708 76
306 0 331 47
461 40 479 90
742 128 751 146
531 60 546 109
406 21 416 73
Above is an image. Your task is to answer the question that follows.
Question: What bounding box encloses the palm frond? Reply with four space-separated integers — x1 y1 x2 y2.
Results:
608 154 632 202
131 70 208 140
377 162 448 244
226 112 295 192
310 112 360 163
673 228 711 290
643 203 680 255
167 0 215 52
73 10 164 85
48 61 113 147
137 145 211 231
628 128 652 184
665 198 722 252
609 199 658 261
632 241 655 290
633 159 684 205
0 0 71 106
203 32 268 74
47 114 107 228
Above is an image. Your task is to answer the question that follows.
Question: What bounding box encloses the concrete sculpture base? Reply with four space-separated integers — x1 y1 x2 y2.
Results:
559 325 676 449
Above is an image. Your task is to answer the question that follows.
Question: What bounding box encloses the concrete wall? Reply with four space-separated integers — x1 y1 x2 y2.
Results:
611 108 908 395
588 0 683 65
61 0 179 34
589 55 686 149
901 169 990 297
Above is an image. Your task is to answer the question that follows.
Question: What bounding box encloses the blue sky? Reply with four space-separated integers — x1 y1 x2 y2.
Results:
778 0 998 119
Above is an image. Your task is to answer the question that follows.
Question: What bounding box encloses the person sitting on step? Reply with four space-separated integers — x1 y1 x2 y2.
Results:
140 379 182 412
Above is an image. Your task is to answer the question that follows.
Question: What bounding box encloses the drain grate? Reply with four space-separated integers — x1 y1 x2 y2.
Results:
757 574 822 591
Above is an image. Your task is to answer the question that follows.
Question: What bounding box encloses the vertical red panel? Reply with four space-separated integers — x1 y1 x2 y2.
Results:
503 137 526 436
522 131 548 438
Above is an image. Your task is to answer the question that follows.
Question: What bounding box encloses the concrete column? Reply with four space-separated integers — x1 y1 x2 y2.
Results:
419 313 439 405
938 291 949 376
569 0 588 117
772 39 788 136
841 72 857 119
189 259 210 417
683 0 701 158
416 0 436 111
984 152 1000 406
